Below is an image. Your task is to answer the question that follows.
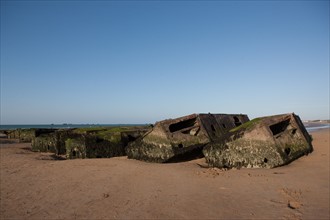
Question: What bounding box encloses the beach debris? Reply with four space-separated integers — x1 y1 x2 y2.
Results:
126 113 249 163
103 193 110 198
288 200 301 209
65 127 150 159
203 113 313 168
2 112 313 168
6 129 37 143
4 128 56 143
30 126 150 159
0 131 8 138
32 129 80 154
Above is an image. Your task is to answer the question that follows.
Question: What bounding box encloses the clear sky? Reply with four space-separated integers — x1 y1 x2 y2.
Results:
1 0 329 124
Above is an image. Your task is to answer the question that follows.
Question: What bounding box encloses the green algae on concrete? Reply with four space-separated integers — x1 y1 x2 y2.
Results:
8 126 150 159
31 129 79 154
229 118 262 133
6 129 36 143
126 113 250 163
18 129 36 142
204 139 284 168
65 138 86 159
65 126 150 159
32 133 57 152
203 113 313 169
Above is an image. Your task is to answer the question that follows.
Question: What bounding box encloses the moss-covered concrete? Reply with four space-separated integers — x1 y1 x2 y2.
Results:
6 129 36 142
32 133 57 153
204 140 284 168
229 118 262 133
6 126 150 159
7 130 20 139
203 113 313 169
31 129 78 154
65 126 150 159
127 131 209 163
126 139 175 163
19 129 36 142
126 114 249 163
65 138 86 159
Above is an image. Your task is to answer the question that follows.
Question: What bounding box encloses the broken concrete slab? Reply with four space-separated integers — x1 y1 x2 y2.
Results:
65 136 87 159
6 129 36 142
126 113 249 163
203 113 313 169
7 130 20 139
32 132 57 153
31 129 79 154
65 126 150 159
31 126 150 158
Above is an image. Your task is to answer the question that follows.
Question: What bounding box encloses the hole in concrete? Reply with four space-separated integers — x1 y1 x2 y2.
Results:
264 158 268 163
182 127 199 136
234 116 242 126
178 143 183 148
285 147 291 155
96 138 103 143
169 117 197 133
269 119 290 136
211 125 216 132
128 135 136 142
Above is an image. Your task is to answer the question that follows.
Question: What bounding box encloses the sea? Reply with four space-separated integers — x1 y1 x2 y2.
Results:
0 124 147 130
304 123 330 132
0 123 329 132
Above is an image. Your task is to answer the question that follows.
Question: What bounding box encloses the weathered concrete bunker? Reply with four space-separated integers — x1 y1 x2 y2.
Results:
203 113 313 168
30 126 150 159
32 129 80 155
7 129 37 143
126 113 250 162
65 127 149 159
4 112 313 168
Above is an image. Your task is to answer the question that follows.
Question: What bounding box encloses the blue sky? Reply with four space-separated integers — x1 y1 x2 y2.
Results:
1 0 329 124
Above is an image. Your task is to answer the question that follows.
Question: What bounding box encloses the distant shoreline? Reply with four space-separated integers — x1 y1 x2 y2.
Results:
305 124 330 132
0 124 148 130
303 121 330 132
1 122 329 133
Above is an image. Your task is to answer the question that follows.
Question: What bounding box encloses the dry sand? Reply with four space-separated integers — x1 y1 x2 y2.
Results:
0 129 329 219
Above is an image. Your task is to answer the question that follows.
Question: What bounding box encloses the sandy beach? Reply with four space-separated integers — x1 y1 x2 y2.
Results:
0 128 329 219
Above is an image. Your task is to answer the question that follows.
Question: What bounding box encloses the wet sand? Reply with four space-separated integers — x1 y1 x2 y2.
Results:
0 129 329 219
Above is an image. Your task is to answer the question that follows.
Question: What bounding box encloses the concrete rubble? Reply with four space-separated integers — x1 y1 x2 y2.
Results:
32 129 80 155
1 112 313 168
29 126 150 159
65 127 149 159
203 113 313 168
6 129 37 143
126 113 249 162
